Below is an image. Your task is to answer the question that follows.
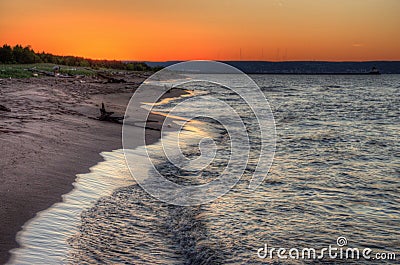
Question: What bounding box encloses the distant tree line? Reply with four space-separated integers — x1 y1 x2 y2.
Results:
0 44 151 71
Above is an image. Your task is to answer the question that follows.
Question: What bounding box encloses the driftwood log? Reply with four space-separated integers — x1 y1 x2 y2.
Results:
97 72 127 83
98 102 123 124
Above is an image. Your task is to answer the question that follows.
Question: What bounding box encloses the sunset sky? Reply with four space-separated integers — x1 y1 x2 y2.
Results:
1 0 399 61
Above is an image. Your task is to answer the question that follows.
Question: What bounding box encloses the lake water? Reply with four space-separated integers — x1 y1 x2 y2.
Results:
9 74 400 264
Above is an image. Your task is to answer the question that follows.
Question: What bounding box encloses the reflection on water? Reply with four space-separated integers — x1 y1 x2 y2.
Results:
9 75 400 264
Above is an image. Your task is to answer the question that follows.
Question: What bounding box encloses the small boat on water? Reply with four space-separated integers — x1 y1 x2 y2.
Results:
369 67 381 75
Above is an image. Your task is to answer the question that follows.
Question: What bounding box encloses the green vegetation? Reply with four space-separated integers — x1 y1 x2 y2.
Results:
0 63 98 78
0 65 33 78
0 44 153 77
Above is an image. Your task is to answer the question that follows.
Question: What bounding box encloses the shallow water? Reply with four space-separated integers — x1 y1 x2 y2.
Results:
9 74 400 264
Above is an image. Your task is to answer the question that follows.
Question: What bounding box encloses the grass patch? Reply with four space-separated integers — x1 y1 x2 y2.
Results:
0 63 99 78
0 64 34 78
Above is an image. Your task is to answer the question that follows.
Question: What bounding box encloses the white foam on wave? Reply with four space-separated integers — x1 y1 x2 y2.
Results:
7 150 134 264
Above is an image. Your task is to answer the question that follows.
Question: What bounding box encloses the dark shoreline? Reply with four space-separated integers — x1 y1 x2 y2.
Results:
246 72 382 75
145 61 400 74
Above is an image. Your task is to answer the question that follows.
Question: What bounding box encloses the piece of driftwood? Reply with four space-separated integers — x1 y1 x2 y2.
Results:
98 102 123 124
97 72 127 83
0 104 11 112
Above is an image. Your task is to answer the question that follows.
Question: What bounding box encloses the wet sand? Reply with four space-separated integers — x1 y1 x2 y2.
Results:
0 74 187 264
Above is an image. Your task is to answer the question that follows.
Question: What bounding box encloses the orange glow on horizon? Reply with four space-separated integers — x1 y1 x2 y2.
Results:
1 0 399 61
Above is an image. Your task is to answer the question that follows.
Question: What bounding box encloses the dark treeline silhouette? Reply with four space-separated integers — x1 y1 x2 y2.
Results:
0 44 150 71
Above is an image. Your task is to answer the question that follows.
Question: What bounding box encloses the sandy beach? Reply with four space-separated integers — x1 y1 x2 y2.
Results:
0 74 187 264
